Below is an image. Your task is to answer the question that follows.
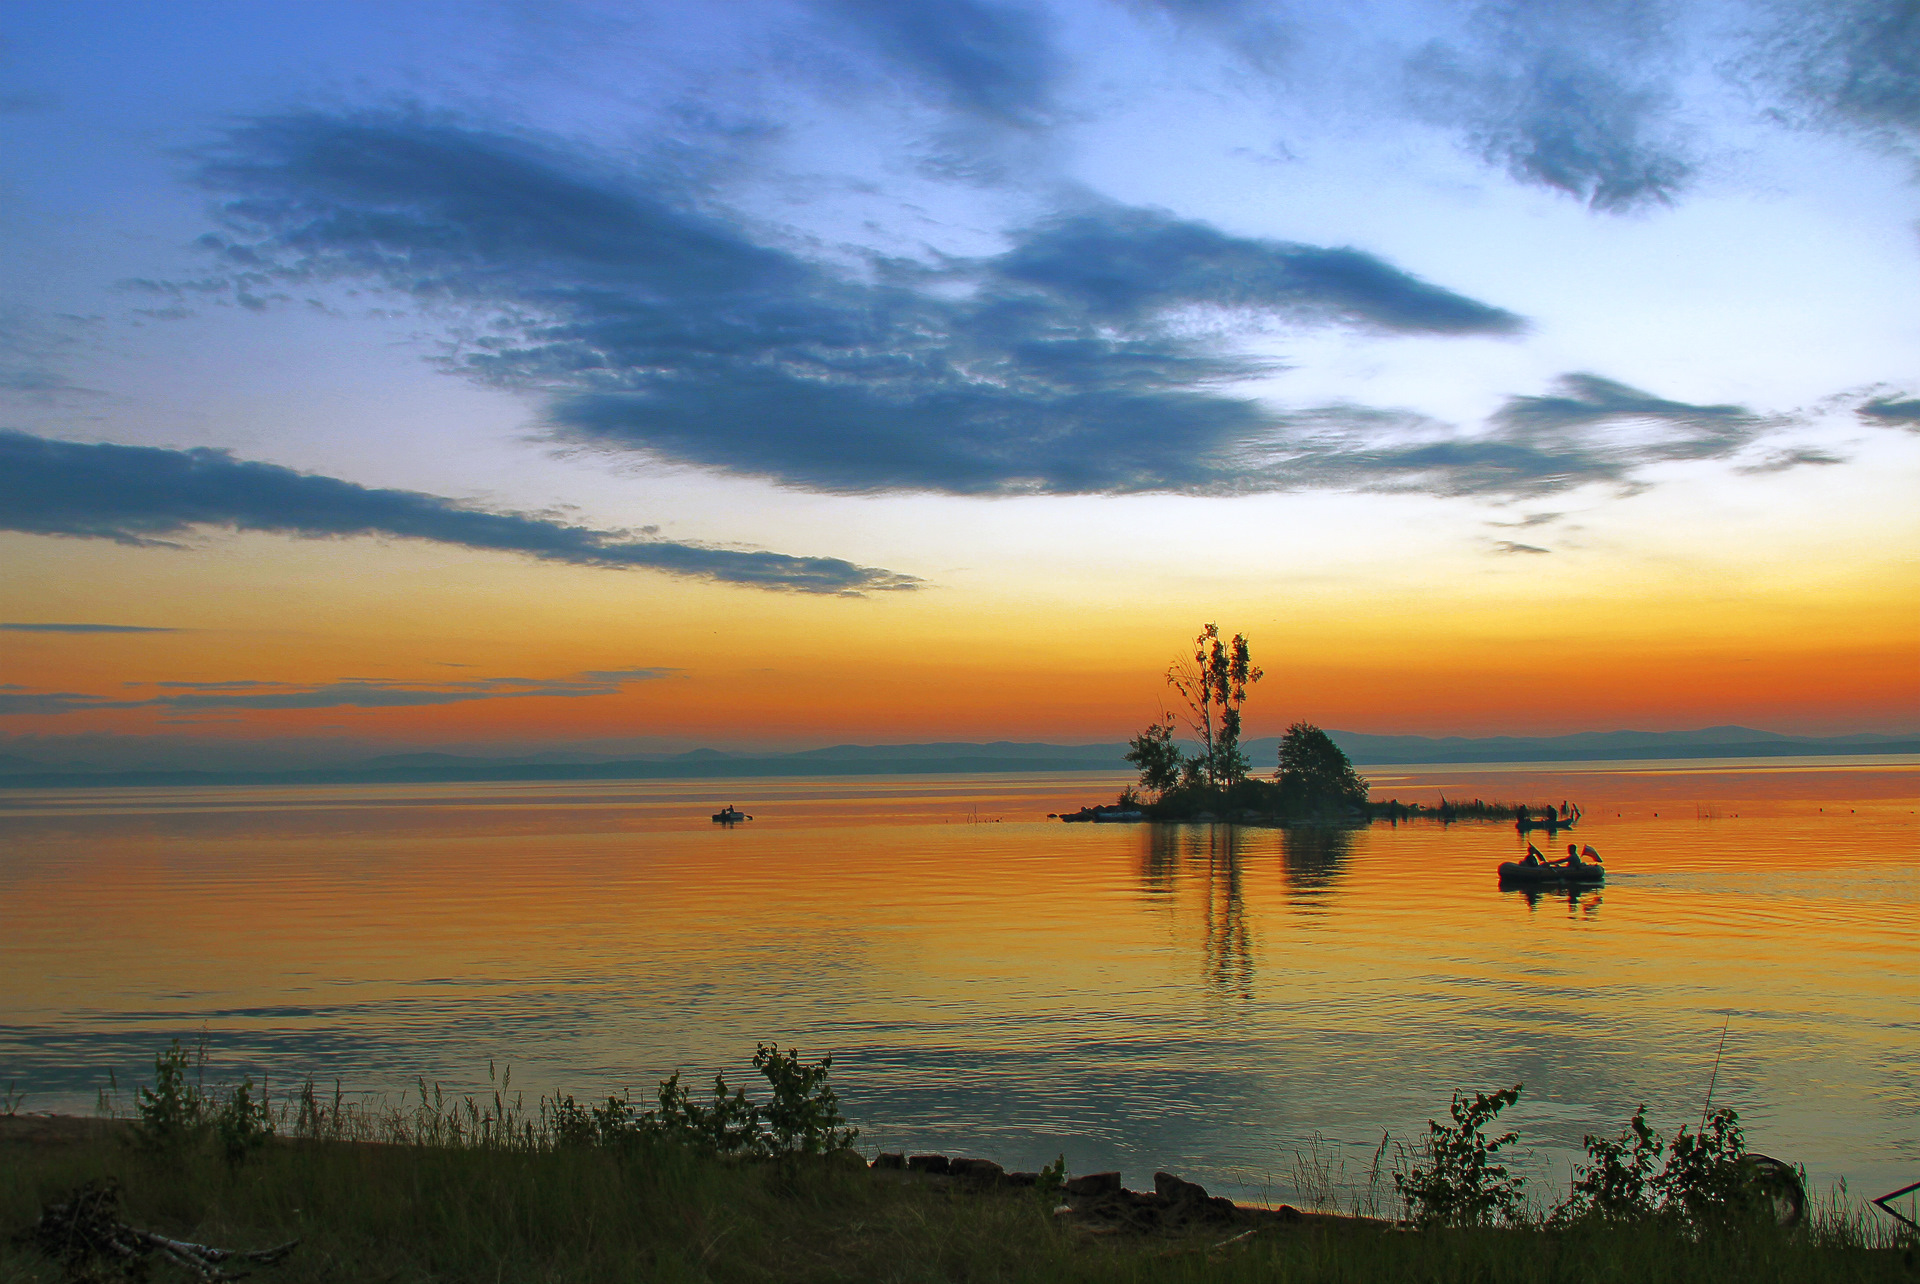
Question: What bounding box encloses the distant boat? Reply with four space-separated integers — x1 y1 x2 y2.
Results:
1515 808 1579 833
1057 805 1146 823
1498 860 1602 884
711 806 751 823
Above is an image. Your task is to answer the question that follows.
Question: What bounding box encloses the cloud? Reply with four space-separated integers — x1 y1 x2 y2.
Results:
1147 0 1697 213
992 208 1524 333
187 114 1522 497
1734 447 1846 474
1245 374 1774 497
1402 1 1694 212
1490 372 1761 443
0 312 99 402
1752 0 1920 142
820 0 1060 126
1493 540 1550 554
0 668 674 718
1859 396 1920 428
1 622 180 633
0 430 918 594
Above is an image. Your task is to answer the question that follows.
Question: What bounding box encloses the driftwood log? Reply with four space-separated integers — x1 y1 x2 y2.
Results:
21 1179 297 1282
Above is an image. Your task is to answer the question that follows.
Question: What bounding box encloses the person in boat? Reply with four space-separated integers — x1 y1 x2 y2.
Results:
1522 843 1548 866
1551 840 1597 871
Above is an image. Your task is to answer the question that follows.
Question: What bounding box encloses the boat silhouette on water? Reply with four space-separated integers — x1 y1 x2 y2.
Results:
711 806 752 824
1498 859 1603 884
1515 805 1581 833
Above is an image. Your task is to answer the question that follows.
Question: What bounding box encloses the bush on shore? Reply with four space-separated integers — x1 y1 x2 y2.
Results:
3 1049 1909 1283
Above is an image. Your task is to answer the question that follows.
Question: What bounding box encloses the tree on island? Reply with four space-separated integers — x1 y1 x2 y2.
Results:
1167 623 1261 790
1275 722 1369 810
1123 716 1183 799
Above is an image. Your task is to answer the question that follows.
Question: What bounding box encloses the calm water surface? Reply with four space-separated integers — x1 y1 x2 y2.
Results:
3 759 1915 1208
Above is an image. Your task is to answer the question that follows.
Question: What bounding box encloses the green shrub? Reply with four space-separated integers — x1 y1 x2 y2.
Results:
754 1043 858 1156
1556 1104 1665 1223
134 1039 208 1152
1552 1105 1772 1233
536 1045 855 1161
1395 1084 1526 1226
214 1075 274 1167
1655 1108 1756 1230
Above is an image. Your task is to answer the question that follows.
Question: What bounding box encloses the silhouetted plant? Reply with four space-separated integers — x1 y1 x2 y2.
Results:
754 1042 858 1156
1275 722 1369 810
653 1069 761 1155
1037 1154 1067 1202
1655 1108 1755 1231
215 1075 274 1167
1552 1105 1770 1233
1167 624 1261 790
1555 1104 1664 1224
1395 1084 1527 1226
542 1046 855 1160
135 1040 208 1152
1125 716 1185 799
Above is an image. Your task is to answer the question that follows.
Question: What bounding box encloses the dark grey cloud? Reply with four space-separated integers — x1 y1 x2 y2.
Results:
0 430 918 594
1147 0 1700 212
1490 372 1758 441
1754 0 1920 140
1145 0 1297 69
1 622 180 634
821 0 1060 126
1403 1 1694 212
994 208 1523 332
1263 374 1773 497
187 114 1521 497
1859 395 1920 427
0 668 673 718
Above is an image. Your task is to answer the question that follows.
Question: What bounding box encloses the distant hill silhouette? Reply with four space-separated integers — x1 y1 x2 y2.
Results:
0 727 1912 788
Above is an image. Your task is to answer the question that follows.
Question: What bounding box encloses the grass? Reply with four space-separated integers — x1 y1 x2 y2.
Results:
2 1099 1910 1283
2 1049 1909 1282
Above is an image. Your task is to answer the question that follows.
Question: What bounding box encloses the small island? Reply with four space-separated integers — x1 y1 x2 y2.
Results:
1056 625 1572 828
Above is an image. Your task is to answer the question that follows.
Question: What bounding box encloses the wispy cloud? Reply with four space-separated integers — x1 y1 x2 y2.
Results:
820 0 1061 127
1402 0 1694 213
1735 447 1846 474
1493 540 1550 554
1 622 180 633
1752 0 1920 143
0 430 919 594
1859 396 1920 429
182 113 1523 498
0 668 675 718
1227 375 1775 497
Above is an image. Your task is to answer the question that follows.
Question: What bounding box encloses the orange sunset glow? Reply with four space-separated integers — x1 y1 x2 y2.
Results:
4 4 1919 1263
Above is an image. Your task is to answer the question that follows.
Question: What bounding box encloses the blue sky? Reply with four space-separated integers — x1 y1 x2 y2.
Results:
1 0 1916 752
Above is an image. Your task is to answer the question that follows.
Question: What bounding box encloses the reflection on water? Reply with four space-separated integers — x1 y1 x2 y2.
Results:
1 762 1915 1208
1279 825 1354 900
1508 885 1604 918
1140 825 1258 998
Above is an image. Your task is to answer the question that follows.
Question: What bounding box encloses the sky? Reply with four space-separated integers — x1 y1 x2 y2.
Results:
1 0 1916 760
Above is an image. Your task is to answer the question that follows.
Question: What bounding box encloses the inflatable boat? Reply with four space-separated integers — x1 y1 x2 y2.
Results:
1498 860 1603 884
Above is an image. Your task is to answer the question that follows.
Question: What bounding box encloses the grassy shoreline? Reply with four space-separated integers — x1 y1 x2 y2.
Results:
4 1112 1910 1283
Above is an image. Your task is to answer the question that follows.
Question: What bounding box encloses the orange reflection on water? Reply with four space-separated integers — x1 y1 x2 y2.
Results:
1 763 1914 1205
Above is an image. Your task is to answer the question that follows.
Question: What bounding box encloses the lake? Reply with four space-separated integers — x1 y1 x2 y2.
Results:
2 758 1914 1212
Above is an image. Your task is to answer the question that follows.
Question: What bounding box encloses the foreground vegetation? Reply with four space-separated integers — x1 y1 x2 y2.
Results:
3 1046 1910 1283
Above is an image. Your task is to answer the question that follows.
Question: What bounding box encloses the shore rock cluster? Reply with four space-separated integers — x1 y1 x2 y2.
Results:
869 1153 1327 1236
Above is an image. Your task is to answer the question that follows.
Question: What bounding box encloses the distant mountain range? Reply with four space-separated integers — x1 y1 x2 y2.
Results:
0 726 1913 789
